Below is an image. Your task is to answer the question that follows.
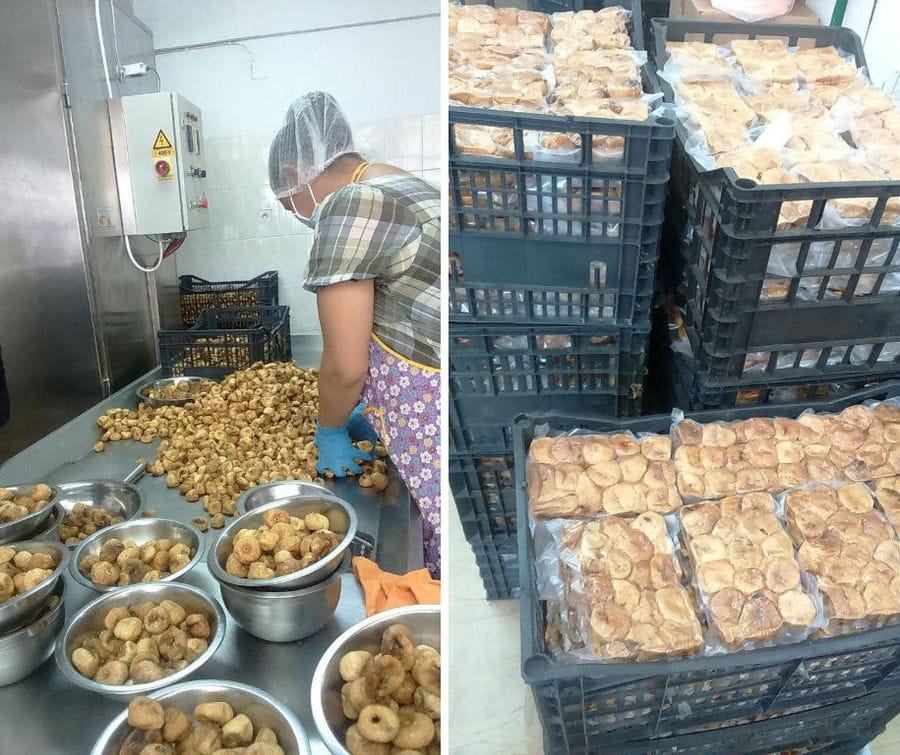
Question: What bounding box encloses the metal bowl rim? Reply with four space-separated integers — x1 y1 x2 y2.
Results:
0 578 66 644
55 581 226 697
217 551 349 599
0 539 70 619
90 678 311 755
310 605 440 755
235 481 338 515
208 496 357 589
68 518 205 593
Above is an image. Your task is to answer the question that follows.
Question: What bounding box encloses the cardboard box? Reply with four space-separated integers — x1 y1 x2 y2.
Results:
670 0 821 25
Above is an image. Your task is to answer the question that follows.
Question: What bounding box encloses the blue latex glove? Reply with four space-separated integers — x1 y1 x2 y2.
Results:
347 402 378 445
315 421 373 477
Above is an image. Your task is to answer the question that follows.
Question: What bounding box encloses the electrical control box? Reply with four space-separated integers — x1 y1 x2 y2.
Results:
107 92 209 236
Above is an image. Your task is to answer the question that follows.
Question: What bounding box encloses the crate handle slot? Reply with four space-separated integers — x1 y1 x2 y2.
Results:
589 261 608 289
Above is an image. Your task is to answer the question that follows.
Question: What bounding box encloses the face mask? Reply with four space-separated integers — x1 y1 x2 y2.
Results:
289 183 321 229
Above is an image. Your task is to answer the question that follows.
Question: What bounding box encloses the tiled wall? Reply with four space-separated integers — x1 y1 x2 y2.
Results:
173 114 440 334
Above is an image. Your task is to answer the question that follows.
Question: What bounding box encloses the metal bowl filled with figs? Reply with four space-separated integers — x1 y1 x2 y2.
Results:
49 480 146 548
208 495 357 591
70 518 204 593
56 581 226 699
0 579 66 687
0 483 59 545
0 539 69 633
311 605 441 755
137 376 215 407
91 679 311 754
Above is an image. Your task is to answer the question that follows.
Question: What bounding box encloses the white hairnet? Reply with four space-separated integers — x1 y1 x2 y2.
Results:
268 92 356 199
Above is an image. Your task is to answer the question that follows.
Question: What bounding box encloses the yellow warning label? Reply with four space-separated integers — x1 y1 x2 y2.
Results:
152 129 175 158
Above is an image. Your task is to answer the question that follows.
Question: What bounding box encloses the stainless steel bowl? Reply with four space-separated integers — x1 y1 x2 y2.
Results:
208 495 357 591
0 539 69 634
0 483 60 545
90 679 311 755
69 518 204 593
137 376 213 407
56 582 226 699
0 579 66 686
311 605 441 755
236 481 334 515
217 553 347 642
49 480 146 548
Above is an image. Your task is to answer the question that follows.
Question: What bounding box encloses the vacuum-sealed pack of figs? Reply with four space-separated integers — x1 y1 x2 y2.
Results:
679 493 824 651
670 400 900 502
526 432 681 520
782 480 900 635
539 512 704 662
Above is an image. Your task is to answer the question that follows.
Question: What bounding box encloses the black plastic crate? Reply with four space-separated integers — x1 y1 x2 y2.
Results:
450 324 648 399
450 391 643 458
179 271 278 327
666 302 900 409
450 103 672 241
159 306 291 378
649 19 900 359
513 382 900 752
449 232 659 327
449 390 514 455
451 451 517 543
470 531 520 600
534 690 900 755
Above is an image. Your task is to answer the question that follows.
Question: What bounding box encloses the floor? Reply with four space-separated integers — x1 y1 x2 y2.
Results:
447 504 900 755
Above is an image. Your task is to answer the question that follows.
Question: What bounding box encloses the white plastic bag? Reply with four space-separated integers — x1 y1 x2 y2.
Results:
710 0 794 23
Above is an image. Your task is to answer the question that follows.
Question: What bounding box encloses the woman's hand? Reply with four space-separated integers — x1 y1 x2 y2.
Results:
315 422 373 477
347 402 378 444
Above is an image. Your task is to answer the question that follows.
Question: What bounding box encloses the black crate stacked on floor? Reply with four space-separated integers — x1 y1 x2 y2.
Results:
513 382 900 754
178 271 279 327
449 4 675 599
650 18 900 411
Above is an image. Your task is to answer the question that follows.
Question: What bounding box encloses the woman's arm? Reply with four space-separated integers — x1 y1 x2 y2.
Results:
316 279 375 428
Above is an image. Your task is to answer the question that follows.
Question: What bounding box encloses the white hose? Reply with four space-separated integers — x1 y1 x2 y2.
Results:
95 0 165 274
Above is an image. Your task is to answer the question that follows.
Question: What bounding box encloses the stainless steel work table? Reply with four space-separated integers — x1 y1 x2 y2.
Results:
0 353 421 754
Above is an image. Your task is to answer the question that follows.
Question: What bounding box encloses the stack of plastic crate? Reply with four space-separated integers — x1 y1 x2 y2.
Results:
651 18 900 411
514 383 900 754
449 2 676 598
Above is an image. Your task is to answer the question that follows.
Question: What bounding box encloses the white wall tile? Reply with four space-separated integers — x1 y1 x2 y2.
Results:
354 121 384 162
239 133 273 188
422 168 440 188
207 188 244 241
203 137 242 190
282 284 321 335
242 185 280 239
382 117 404 164
422 113 440 170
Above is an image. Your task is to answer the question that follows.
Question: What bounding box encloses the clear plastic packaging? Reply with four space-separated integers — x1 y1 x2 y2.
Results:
869 476 900 530
536 512 704 662
669 401 900 500
679 492 825 651
526 430 681 520
780 480 900 635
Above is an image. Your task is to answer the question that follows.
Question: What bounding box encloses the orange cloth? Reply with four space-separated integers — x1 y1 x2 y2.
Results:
352 557 441 616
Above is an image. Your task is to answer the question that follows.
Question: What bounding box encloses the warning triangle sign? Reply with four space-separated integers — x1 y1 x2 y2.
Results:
153 130 173 150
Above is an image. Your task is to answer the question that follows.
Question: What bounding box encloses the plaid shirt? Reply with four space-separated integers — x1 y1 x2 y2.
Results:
304 174 440 369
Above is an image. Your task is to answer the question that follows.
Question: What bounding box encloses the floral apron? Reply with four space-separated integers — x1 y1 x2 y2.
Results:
362 335 441 579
